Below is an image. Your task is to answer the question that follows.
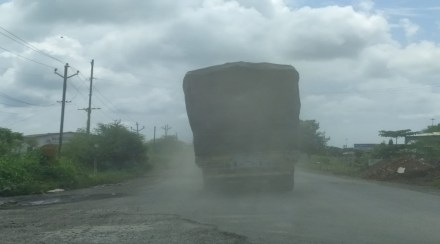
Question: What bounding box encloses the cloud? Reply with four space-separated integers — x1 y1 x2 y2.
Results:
399 18 419 37
357 0 375 13
0 0 439 146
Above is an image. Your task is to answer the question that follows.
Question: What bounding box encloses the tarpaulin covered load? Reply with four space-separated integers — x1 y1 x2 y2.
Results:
183 62 300 157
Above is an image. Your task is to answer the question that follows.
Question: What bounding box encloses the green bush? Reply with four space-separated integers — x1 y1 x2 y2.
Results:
147 136 193 169
0 124 151 196
0 127 23 155
433 179 440 189
302 155 365 177
0 151 84 196
0 155 34 195
63 121 148 170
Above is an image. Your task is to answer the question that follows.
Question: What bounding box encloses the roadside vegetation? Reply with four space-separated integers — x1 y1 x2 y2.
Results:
4 118 440 196
299 121 440 189
300 154 367 177
147 135 193 171
0 122 154 196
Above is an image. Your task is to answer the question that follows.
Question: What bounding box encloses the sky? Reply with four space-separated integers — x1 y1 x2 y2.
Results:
1 0 440 147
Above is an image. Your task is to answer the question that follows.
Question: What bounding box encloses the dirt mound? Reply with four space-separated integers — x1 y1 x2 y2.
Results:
363 157 436 180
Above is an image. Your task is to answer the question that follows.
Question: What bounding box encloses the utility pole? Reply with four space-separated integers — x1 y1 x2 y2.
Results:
79 60 100 133
153 126 156 144
54 63 79 154
131 122 145 135
87 59 95 134
431 118 435 126
78 107 100 129
161 124 171 137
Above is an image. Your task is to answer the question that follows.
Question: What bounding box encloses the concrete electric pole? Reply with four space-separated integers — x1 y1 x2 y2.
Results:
161 124 172 137
131 122 145 135
54 63 79 154
79 59 100 134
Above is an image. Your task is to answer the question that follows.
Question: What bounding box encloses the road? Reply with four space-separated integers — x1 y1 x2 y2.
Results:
1 160 440 243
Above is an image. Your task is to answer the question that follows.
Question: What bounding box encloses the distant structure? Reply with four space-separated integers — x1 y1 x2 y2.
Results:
405 132 440 144
353 143 378 151
21 132 77 152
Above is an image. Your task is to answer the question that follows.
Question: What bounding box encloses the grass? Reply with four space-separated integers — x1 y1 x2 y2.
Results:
301 155 440 190
299 155 366 177
0 153 150 197
432 179 440 189
77 168 148 188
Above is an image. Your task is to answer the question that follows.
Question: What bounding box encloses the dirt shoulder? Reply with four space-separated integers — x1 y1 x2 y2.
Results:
297 163 440 196
0 171 249 244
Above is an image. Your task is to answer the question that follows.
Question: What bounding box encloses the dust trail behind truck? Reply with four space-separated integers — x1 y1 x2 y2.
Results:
183 62 300 190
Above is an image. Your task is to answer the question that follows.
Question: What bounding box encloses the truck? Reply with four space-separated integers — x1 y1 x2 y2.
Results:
183 62 300 190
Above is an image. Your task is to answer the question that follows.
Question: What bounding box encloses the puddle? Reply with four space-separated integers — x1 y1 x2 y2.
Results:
29 198 62 206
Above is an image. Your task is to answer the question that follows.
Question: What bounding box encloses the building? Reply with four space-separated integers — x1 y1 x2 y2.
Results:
353 143 378 151
405 132 440 144
21 132 77 152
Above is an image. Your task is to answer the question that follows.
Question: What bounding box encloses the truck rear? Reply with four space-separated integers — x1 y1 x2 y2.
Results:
183 62 300 190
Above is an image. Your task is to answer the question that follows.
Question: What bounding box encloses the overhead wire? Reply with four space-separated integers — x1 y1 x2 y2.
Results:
0 91 56 107
2 105 56 127
92 85 137 123
73 73 122 122
69 76 89 101
0 26 137 125
0 26 109 130
92 87 124 120
0 45 56 69
0 25 65 65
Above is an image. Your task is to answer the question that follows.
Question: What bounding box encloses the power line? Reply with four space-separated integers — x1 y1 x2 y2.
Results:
71 68 138 124
70 77 89 101
96 107 119 121
76 71 136 122
70 67 130 124
0 25 65 65
92 85 137 123
1 105 56 127
0 91 56 107
0 45 56 69
93 91 123 118
0 26 88 81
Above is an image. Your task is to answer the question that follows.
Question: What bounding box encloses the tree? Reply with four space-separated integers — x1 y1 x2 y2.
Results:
410 123 440 164
95 121 147 169
63 130 97 166
64 121 147 170
423 123 440 133
371 142 407 159
325 146 343 157
298 120 329 157
378 129 414 144
411 139 440 163
0 127 23 156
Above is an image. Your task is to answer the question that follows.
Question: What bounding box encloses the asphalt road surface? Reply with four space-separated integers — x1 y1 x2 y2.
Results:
1 160 440 244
